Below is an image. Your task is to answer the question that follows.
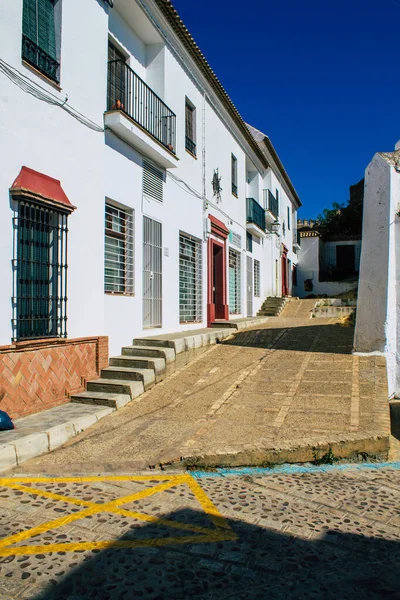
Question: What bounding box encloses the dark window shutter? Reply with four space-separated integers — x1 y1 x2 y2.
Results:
22 0 37 42
37 0 56 58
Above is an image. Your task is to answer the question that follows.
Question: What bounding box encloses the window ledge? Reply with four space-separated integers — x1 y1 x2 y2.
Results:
22 59 62 91
185 148 197 160
105 292 135 297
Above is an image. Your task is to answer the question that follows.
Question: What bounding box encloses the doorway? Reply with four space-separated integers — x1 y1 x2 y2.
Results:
281 247 288 296
247 256 253 317
143 216 162 329
207 216 229 325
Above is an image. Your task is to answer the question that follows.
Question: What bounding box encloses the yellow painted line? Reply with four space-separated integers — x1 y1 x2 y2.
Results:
185 475 231 530
0 478 186 551
4 482 217 536
0 531 237 557
0 475 177 485
0 474 236 555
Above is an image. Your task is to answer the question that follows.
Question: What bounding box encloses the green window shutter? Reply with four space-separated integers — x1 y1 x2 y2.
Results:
37 0 56 58
22 0 37 42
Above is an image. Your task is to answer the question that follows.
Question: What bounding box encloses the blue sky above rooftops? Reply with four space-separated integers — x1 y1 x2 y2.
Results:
171 0 400 218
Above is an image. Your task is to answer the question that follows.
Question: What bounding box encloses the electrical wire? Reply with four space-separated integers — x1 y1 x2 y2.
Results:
0 58 104 132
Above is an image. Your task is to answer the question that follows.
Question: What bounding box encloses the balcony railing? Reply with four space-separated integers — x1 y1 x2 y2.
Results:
185 136 196 156
246 198 266 232
107 60 176 154
263 189 279 219
22 35 60 83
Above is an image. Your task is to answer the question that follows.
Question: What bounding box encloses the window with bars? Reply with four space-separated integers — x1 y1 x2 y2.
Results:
185 98 196 156
22 0 60 83
12 199 68 341
179 233 202 323
143 159 164 203
105 202 134 295
254 259 260 297
231 154 238 196
287 206 291 230
229 249 241 315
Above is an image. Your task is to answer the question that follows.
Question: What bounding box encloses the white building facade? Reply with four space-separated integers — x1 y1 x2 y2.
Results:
0 0 300 416
355 144 400 398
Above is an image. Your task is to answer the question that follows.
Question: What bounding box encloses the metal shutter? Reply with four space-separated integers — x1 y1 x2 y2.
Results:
143 159 164 203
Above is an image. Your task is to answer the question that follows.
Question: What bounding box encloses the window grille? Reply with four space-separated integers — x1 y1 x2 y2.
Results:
179 233 202 323
143 159 164 203
231 154 238 196
143 217 162 328
254 259 261 297
12 199 68 341
185 98 196 155
229 249 241 315
105 202 134 295
22 0 60 82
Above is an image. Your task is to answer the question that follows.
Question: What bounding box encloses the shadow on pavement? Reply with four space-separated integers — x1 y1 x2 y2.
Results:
224 323 354 354
30 507 400 600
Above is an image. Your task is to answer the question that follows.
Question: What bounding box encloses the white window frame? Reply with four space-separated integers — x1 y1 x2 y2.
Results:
104 200 134 295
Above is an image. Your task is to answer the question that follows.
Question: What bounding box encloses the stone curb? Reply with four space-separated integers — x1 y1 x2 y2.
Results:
0 405 114 474
157 433 391 470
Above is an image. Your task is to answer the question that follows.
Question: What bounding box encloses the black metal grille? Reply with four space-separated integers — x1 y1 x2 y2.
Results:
107 59 176 154
185 136 196 155
246 198 266 232
12 200 68 341
22 34 60 83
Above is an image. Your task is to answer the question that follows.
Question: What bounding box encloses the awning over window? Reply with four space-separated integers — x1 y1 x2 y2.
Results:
10 166 76 212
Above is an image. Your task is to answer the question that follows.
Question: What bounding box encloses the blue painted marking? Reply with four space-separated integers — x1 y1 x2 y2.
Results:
190 461 400 479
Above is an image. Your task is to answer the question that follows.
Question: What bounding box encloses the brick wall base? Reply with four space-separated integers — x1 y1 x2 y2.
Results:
0 336 109 419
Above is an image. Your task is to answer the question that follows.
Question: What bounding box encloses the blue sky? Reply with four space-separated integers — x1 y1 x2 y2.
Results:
171 0 399 218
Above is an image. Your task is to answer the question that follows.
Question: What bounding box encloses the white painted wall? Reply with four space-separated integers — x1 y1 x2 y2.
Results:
355 149 400 397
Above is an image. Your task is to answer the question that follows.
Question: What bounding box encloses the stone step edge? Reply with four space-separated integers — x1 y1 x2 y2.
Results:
0 405 115 473
151 433 391 470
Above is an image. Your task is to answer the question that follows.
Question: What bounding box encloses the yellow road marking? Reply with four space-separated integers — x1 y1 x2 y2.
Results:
0 474 235 556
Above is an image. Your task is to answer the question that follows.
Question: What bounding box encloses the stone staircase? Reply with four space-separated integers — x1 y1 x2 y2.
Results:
70 329 236 410
257 296 288 317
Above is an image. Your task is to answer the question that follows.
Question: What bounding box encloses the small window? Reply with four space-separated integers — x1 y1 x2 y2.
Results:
185 98 196 156
287 206 291 230
22 0 60 83
254 260 260 297
105 202 134 295
246 232 253 253
13 199 68 340
143 159 164 203
231 154 238 196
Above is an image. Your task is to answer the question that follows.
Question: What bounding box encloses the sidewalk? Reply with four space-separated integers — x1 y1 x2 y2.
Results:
7 300 391 474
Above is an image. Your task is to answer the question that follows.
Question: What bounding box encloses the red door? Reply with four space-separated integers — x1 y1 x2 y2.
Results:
281 248 288 296
207 216 229 325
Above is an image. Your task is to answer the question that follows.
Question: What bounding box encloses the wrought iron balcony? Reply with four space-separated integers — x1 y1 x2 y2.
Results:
107 60 176 154
263 189 279 220
22 35 60 83
246 197 266 233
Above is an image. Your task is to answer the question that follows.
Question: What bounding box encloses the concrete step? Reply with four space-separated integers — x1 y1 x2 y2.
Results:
109 355 166 378
70 391 131 409
87 377 149 395
122 345 176 364
133 338 173 349
102 364 164 385
210 322 238 329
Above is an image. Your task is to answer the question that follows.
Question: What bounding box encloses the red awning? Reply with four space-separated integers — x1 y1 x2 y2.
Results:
10 167 75 212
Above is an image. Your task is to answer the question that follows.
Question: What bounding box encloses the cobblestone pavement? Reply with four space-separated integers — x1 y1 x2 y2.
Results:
0 464 400 599
17 301 390 472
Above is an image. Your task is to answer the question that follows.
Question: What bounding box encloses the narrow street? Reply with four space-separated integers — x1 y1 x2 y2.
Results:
0 302 397 599
17 300 390 473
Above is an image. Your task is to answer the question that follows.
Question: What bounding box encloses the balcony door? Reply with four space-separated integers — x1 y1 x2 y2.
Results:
108 42 126 111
